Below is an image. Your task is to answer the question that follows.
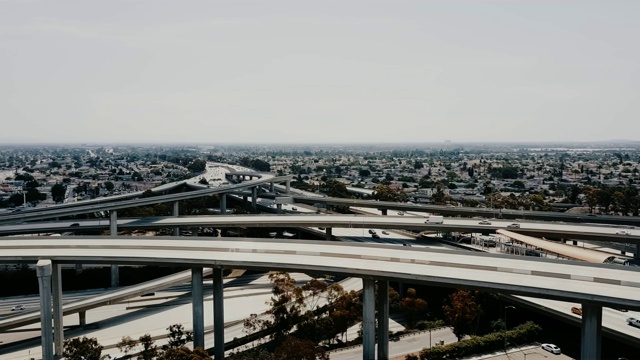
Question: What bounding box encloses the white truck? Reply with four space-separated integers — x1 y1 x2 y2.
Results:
627 317 640 328
425 215 444 224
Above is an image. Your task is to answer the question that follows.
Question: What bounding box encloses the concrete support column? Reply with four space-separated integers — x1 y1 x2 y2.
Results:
79 311 86 327
37 260 54 360
192 268 204 349
75 264 83 274
242 195 247 203
220 193 227 215
286 179 291 193
573 240 578 246
276 204 282 214
192 228 198 237
635 243 640 259
110 265 119 288
213 268 224 360
109 210 119 288
251 187 257 210
326 227 333 241
581 304 602 360
381 209 387 216
270 182 274 192
52 263 64 358
362 278 376 360
109 210 118 235
377 281 389 360
173 201 180 236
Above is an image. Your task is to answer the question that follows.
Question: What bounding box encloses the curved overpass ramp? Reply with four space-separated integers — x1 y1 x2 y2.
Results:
1 236 639 309
1 215 638 251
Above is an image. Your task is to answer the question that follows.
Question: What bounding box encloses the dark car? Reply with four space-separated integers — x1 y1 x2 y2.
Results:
69 223 80 227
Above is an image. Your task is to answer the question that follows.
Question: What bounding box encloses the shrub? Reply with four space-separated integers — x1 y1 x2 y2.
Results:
419 321 541 360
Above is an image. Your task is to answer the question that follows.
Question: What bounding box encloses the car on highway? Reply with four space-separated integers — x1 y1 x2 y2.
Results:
291 207 297 211
371 233 380 239
382 231 389 235
397 211 405 216
507 223 520 228
11 305 26 311
571 307 583 316
541 343 561 354
616 230 631 235
69 223 80 227
368 229 376 235
478 220 492 225
627 317 640 328
318 227 325 231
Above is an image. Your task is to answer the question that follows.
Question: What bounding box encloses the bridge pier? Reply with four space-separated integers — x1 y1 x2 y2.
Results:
286 179 291 194
213 268 225 359
276 203 282 214
381 209 387 216
362 278 375 360
326 227 332 241
37 260 54 360
635 243 640 259
581 304 602 360
79 311 86 327
52 263 64 358
270 182 274 193
377 280 389 360
192 268 204 349
251 187 257 210
220 193 227 215
173 201 180 236
109 210 119 287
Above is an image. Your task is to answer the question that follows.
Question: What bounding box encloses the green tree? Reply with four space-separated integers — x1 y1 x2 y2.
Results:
401 288 428 327
26 187 47 204
164 324 193 350
512 180 525 190
272 336 329 360
188 159 207 173
116 336 137 358
104 181 115 192
158 347 211 360
63 336 108 360
443 290 483 341
372 184 408 202
263 272 305 340
51 183 66 203
138 334 159 360
320 179 351 198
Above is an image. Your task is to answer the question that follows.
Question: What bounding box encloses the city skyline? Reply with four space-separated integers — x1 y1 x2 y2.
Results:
1 1 638 144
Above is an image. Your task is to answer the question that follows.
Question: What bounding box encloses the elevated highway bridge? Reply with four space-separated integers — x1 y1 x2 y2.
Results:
1 236 639 360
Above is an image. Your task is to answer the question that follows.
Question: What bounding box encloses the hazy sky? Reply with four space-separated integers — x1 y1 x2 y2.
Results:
1 1 638 144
